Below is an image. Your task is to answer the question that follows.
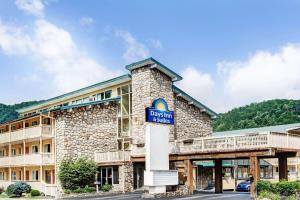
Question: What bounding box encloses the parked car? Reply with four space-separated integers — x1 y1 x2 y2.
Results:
236 181 251 192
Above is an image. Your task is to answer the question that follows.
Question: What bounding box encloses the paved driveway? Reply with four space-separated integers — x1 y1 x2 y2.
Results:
65 191 251 200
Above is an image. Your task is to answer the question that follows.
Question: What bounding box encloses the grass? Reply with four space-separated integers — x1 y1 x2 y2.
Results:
0 193 53 199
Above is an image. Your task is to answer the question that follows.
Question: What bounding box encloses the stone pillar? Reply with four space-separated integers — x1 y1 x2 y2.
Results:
278 156 288 181
250 156 260 198
215 159 223 193
184 159 194 194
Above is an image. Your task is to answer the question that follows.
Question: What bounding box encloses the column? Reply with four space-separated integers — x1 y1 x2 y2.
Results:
250 156 260 198
40 166 43 182
278 156 288 181
184 159 194 194
24 166 26 181
215 159 223 193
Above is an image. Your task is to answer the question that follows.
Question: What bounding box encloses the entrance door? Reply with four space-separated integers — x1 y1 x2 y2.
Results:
133 163 145 189
101 167 112 185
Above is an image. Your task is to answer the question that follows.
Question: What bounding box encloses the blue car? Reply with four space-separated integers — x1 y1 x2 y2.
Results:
236 181 251 192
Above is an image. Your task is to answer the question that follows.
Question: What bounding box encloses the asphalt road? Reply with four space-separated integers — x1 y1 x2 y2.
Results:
64 191 251 200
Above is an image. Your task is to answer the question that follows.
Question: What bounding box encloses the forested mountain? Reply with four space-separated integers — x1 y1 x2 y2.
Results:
213 99 300 132
0 101 42 124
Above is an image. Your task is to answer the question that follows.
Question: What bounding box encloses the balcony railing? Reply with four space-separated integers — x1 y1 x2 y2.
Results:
0 153 54 166
0 125 53 144
95 150 131 163
173 132 300 154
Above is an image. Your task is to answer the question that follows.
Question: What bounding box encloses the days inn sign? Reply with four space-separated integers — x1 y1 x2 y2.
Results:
146 98 174 125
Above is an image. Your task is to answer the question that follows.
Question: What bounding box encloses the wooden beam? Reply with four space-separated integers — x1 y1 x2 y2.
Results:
184 159 194 194
215 159 223 193
278 156 288 181
249 156 260 198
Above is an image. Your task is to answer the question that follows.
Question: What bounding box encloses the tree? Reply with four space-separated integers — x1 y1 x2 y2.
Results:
59 157 97 190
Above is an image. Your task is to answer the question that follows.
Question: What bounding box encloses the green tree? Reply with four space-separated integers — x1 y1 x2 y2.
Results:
58 157 97 190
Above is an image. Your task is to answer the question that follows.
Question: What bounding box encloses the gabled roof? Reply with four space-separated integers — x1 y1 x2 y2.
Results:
17 74 131 113
126 57 183 82
213 122 300 137
173 85 218 118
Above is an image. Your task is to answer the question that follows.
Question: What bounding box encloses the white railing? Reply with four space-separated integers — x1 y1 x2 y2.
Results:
8 125 53 143
95 150 131 163
0 133 10 144
6 153 54 166
0 156 10 166
174 132 300 153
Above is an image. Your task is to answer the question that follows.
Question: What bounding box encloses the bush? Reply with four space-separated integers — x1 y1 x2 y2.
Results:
59 157 97 190
30 189 41 197
6 182 31 197
0 187 4 194
63 189 71 194
101 183 112 192
83 186 96 193
275 181 300 196
73 187 85 193
258 191 280 200
257 180 274 193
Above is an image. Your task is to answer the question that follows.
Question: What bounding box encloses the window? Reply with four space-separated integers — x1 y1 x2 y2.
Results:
113 166 119 184
43 118 50 125
237 167 249 179
32 170 39 181
11 149 16 156
100 167 113 185
105 90 112 99
0 172 4 180
32 146 39 154
0 150 4 157
44 144 51 153
45 170 51 184
32 121 38 126
118 85 132 137
11 126 16 131
11 171 17 181
118 141 131 150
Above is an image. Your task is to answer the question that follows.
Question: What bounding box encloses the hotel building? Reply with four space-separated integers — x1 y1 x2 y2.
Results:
0 58 299 198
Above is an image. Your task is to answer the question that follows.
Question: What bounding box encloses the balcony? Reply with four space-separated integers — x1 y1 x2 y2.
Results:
8 125 53 143
0 133 10 144
0 153 54 166
94 151 131 163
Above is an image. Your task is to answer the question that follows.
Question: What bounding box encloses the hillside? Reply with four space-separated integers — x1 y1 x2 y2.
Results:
0 101 42 124
213 99 300 132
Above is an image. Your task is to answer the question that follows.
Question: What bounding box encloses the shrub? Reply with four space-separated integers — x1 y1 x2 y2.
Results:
83 186 96 193
30 189 41 197
258 191 280 200
257 180 274 193
73 187 85 193
59 157 97 190
63 189 71 194
101 183 112 192
6 182 31 197
275 181 300 196
0 187 4 194
6 184 16 196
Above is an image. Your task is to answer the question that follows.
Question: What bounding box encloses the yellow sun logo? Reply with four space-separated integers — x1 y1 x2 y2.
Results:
156 102 167 111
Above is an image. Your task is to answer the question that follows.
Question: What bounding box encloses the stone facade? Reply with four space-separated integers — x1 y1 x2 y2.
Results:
131 66 175 149
174 96 212 140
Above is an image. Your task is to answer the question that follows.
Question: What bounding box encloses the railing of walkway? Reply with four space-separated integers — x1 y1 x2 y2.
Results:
175 132 300 153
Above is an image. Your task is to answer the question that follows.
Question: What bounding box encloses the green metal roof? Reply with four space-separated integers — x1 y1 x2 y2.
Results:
17 74 131 113
213 122 300 137
173 85 218 118
126 57 183 82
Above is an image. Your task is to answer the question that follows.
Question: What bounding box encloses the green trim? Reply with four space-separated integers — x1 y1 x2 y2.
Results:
126 57 183 81
173 85 218 118
17 74 131 113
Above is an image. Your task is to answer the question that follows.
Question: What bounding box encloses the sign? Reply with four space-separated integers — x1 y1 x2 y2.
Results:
146 98 174 125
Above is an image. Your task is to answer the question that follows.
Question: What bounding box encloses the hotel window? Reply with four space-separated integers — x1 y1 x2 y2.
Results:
0 172 4 180
11 149 17 156
117 85 132 137
32 170 39 181
32 146 39 154
32 121 38 126
0 150 4 157
237 167 249 179
11 125 16 131
118 140 131 150
105 90 112 99
11 171 17 181
44 144 51 153
99 167 119 185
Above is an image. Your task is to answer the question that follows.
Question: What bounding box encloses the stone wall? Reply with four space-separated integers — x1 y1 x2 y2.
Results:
131 66 175 148
174 96 212 139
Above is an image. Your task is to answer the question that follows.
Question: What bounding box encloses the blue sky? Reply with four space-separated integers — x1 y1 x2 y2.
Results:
0 0 300 112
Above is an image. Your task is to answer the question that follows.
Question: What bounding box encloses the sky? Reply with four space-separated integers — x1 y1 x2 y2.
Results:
0 0 300 113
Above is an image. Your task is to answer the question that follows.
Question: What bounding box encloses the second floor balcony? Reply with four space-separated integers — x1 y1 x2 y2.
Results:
0 153 54 166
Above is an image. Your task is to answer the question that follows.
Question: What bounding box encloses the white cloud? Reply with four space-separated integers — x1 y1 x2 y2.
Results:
79 17 94 27
149 39 163 49
0 19 119 94
177 66 215 105
116 30 149 63
15 0 44 17
218 43 300 109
